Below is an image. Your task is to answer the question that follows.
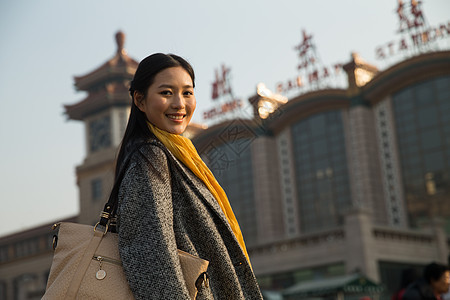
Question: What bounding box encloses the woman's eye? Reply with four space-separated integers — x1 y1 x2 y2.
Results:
160 90 172 95
184 91 194 96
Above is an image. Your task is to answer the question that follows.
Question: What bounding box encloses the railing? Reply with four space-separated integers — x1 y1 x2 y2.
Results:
248 228 345 255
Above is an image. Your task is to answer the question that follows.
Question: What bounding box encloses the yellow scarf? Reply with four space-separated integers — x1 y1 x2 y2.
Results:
147 122 251 265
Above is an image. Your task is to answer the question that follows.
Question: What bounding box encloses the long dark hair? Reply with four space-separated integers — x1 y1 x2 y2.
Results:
115 53 195 179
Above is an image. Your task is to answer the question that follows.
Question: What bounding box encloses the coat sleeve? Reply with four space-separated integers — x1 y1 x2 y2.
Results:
117 144 191 300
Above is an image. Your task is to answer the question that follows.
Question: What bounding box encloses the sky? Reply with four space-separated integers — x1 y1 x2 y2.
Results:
0 0 449 237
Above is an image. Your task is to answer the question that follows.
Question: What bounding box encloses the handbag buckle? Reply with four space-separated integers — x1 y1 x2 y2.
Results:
52 222 61 230
195 272 209 290
94 222 109 235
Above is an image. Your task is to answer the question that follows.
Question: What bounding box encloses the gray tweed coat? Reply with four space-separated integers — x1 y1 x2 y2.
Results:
117 139 263 300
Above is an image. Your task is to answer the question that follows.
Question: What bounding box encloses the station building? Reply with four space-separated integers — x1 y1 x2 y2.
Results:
194 50 450 297
0 31 449 299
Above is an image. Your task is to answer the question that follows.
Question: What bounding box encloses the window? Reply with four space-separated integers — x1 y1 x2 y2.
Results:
0 281 5 300
0 246 8 263
392 75 450 230
91 178 103 202
291 110 351 233
203 140 257 245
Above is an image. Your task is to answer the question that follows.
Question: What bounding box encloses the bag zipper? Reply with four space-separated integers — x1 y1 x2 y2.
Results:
92 255 122 266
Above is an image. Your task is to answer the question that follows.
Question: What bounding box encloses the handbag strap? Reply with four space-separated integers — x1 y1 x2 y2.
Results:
65 143 150 299
98 142 150 230
65 228 104 299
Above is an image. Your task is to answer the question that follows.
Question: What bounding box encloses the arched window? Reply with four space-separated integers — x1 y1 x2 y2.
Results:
392 75 450 230
291 110 351 232
203 139 257 245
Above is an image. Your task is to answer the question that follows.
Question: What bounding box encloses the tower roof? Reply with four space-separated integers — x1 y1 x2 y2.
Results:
73 31 138 92
65 31 139 120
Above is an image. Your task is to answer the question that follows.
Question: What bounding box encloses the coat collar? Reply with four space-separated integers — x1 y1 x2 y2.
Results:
151 139 234 234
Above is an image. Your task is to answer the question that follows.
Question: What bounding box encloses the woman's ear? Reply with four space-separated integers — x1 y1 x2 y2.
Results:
134 91 145 112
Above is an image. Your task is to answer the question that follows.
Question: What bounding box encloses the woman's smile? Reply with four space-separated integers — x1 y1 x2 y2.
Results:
135 66 196 134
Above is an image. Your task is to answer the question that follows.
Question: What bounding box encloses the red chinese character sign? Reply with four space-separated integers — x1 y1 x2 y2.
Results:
397 0 425 32
375 0 449 62
211 65 232 101
276 29 345 96
296 30 315 68
203 64 243 121
295 29 326 87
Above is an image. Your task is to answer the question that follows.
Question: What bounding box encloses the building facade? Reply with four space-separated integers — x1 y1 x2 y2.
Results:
192 51 450 296
0 216 77 300
0 30 449 299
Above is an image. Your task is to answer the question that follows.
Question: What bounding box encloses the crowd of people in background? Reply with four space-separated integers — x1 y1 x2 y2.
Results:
392 262 450 300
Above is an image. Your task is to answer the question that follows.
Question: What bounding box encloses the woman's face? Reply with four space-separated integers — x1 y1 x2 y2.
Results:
135 67 196 135
431 271 450 295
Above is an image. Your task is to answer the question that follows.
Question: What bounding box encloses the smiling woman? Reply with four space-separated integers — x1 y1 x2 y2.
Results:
133 66 196 135
113 53 263 299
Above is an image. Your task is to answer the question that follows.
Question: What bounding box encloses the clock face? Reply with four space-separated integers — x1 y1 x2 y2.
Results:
89 115 112 152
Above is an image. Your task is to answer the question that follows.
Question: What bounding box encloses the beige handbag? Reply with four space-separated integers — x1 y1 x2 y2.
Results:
43 222 209 299
43 144 209 299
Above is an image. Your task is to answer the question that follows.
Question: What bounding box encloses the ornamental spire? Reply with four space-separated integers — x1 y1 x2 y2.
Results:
115 31 126 55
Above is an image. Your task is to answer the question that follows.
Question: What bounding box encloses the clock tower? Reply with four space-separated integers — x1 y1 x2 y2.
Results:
64 31 139 226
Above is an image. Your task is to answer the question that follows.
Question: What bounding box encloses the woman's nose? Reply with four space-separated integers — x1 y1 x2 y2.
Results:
171 93 185 109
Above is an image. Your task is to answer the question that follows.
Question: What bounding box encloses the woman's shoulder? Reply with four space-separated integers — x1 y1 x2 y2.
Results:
125 138 170 165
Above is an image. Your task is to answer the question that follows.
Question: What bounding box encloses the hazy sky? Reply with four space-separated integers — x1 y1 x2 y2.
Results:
0 0 449 237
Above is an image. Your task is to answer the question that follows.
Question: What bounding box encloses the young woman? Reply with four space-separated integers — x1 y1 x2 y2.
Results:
115 53 262 299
